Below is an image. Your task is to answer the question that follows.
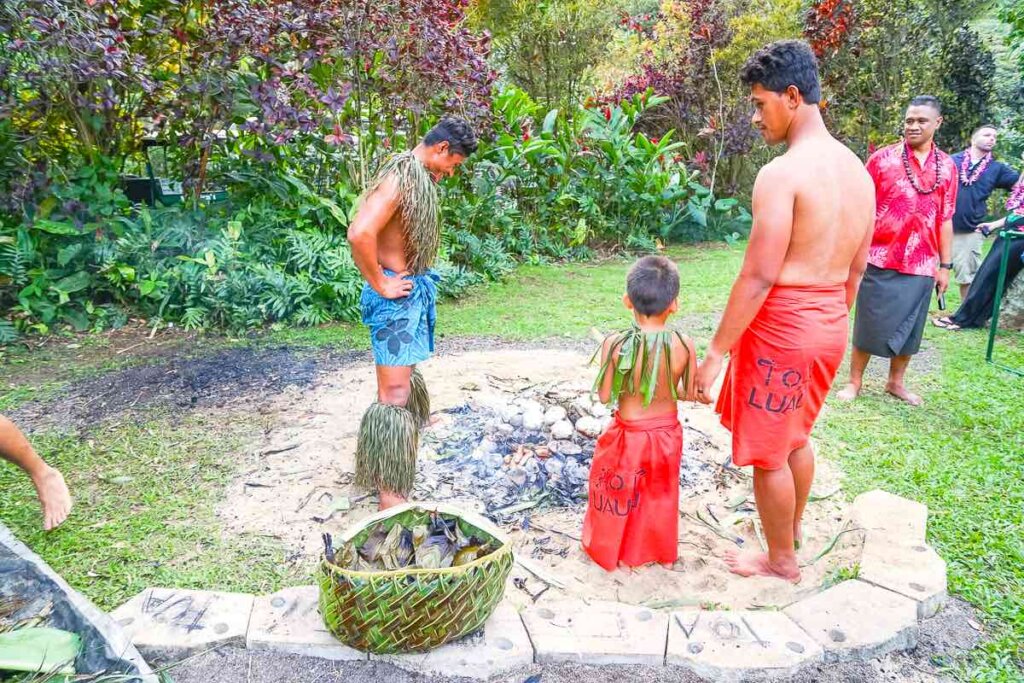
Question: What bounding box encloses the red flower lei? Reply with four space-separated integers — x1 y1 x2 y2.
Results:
959 150 992 186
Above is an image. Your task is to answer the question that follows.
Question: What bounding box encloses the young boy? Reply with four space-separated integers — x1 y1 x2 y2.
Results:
581 255 696 570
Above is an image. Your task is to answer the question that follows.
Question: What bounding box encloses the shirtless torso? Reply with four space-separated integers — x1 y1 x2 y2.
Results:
767 134 875 294
699 128 875 368
373 181 410 273
349 176 414 299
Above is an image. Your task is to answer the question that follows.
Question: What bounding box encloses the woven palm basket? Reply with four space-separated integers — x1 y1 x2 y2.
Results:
318 502 513 654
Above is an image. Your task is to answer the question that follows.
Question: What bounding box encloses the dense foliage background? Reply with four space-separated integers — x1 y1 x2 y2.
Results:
0 0 1021 340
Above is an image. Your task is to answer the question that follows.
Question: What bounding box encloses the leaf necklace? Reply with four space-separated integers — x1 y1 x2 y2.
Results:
591 326 693 407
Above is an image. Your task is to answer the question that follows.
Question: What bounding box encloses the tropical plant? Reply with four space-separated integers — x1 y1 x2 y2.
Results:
472 0 622 114
938 26 995 150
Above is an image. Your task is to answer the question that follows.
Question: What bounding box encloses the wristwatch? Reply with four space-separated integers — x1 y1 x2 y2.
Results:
939 262 953 270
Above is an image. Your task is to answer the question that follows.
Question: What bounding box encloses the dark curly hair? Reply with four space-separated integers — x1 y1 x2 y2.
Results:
739 40 821 105
423 116 479 157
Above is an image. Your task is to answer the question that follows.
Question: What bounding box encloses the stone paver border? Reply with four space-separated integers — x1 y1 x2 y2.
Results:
112 489 948 681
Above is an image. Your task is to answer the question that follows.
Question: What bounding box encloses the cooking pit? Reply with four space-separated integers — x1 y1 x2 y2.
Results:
220 348 861 611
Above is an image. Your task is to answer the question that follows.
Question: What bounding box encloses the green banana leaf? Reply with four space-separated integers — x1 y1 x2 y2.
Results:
591 326 693 407
0 627 80 675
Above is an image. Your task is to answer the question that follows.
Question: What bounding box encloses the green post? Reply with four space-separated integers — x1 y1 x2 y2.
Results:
985 225 1024 376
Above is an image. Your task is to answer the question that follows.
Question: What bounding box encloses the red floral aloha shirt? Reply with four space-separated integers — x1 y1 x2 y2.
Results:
865 142 958 277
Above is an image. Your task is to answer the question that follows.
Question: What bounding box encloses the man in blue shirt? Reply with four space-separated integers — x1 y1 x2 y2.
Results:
949 125 1020 299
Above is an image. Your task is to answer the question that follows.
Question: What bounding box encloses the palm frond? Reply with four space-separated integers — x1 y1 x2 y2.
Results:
364 152 439 273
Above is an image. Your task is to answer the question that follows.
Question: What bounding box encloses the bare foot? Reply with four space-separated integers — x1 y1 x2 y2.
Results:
885 382 923 406
378 490 407 511
724 549 801 583
836 383 860 402
32 466 72 531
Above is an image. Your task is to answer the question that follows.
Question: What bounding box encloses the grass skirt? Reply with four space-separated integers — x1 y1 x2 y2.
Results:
355 403 418 497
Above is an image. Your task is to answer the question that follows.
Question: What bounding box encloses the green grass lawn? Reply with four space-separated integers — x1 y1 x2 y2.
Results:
0 414 300 610
2 242 1022 680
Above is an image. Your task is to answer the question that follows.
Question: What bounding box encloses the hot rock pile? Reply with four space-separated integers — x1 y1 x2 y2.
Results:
414 386 713 525
415 390 610 522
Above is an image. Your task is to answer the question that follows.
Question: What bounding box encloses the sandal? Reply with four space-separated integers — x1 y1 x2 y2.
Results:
931 317 961 331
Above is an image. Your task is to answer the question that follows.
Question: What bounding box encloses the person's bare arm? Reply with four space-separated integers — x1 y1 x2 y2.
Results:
711 164 793 355
845 212 875 310
596 337 616 405
674 335 696 401
694 163 793 402
0 415 71 530
978 216 1007 233
936 218 953 294
346 177 412 299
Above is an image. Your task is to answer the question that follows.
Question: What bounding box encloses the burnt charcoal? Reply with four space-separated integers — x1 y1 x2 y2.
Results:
418 393 715 527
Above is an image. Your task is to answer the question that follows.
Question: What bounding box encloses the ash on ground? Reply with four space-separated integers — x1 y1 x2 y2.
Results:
414 382 718 526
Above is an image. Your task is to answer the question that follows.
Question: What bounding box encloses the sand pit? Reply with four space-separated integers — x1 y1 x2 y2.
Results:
219 348 861 612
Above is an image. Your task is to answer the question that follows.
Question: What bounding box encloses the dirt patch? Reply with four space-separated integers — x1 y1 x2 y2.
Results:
9 346 359 432
222 348 861 612
0 322 210 390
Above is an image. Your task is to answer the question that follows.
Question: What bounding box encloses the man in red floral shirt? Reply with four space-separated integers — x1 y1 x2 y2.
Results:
838 96 956 406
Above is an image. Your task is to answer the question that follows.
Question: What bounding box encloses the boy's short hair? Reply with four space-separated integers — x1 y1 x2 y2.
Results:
627 255 680 316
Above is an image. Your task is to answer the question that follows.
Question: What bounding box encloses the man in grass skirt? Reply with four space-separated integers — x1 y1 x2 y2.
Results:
346 117 477 510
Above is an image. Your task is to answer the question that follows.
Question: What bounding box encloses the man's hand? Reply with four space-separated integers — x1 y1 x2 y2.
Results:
376 271 413 299
935 268 950 295
695 352 724 405
977 222 996 236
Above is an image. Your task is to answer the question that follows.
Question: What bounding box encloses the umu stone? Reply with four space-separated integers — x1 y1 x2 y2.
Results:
576 416 603 438
550 420 574 440
554 440 583 456
518 399 544 415
520 413 544 430
544 406 568 426
573 396 594 416
507 466 528 487
500 404 521 423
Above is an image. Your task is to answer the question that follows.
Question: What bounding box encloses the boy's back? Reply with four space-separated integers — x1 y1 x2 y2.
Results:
596 331 694 420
